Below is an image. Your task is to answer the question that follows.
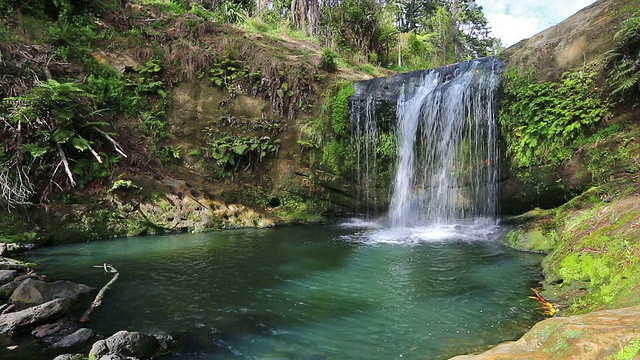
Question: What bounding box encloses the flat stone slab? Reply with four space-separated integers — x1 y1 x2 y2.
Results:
0 257 27 271
51 327 94 349
450 305 640 360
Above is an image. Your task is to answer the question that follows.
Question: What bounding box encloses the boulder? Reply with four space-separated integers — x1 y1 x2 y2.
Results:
0 298 72 334
449 305 640 360
10 278 94 310
89 331 164 359
51 327 94 349
0 270 18 285
53 354 85 360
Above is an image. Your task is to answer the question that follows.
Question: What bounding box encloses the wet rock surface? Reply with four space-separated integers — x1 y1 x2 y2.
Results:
53 354 85 360
0 257 28 271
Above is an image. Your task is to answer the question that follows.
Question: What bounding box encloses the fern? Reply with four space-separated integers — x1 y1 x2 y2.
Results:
500 69 609 168
606 9 640 99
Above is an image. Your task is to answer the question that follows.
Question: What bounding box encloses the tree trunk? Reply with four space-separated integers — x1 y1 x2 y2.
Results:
452 0 461 62
398 32 402 68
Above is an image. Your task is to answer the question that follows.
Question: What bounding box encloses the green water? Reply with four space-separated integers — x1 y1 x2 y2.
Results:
11 223 544 359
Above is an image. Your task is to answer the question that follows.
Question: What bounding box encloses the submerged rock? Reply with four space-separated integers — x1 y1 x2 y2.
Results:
0 298 72 334
449 305 640 359
10 278 94 310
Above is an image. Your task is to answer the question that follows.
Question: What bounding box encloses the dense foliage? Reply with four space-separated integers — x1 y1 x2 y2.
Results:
0 2 173 209
607 9 640 100
500 69 609 168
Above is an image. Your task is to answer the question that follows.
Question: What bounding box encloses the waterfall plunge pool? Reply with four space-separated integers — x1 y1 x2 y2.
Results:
12 223 544 359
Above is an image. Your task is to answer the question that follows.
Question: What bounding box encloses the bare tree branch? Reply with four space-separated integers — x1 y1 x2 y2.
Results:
0 155 34 211
93 126 127 158
57 143 76 187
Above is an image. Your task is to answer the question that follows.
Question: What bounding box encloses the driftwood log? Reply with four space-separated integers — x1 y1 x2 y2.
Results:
80 263 119 323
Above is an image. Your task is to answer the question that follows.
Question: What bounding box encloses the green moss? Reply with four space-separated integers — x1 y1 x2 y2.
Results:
607 337 640 360
539 181 640 314
507 227 556 253
273 195 324 224
534 321 563 343
544 336 570 353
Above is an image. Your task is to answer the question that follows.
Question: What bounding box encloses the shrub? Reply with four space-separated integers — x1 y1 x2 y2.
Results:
319 47 339 72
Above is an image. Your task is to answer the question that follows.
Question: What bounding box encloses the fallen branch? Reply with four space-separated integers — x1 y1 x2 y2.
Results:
529 288 557 316
80 263 119 323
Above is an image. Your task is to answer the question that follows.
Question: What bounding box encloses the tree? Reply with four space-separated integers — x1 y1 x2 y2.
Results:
393 0 494 68
452 0 460 61
395 0 441 32
319 0 397 64
455 0 493 59
427 5 455 66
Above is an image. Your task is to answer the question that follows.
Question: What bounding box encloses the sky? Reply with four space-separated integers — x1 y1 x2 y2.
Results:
475 0 599 47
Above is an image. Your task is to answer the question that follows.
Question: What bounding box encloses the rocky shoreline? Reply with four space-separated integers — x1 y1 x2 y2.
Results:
0 252 180 360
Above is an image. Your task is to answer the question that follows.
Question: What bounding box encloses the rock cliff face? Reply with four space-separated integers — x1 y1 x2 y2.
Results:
504 0 632 82
499 0 640 214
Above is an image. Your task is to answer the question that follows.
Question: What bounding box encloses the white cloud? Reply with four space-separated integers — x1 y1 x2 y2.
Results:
475 0 598 47
484 13 539 47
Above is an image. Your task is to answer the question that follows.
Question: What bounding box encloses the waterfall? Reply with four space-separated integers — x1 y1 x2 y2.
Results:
351 57 502 228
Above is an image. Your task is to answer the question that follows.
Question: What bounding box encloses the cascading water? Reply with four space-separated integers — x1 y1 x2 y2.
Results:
351 57 502 228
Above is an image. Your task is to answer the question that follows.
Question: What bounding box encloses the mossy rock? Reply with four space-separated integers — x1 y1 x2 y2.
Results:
507 226 555 253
